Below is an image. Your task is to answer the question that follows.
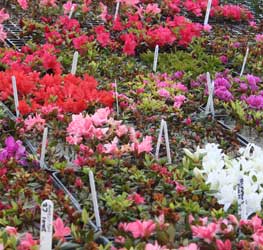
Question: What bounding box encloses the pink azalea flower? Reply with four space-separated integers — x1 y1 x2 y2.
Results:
253 229 263 247
116 124 128 137
256 34 263 43
227 214 238 225
5 226 17 235
40 0 57 7
114 235 125 244
156 213 169 229
118 222 130 232
0 8 9 23
24 114 46 131
175 181 186 193
0 244 3 250
0 25 7 41
191 222 218 243
173 95 186 108
63 1 77 15
178 243 199 250
249 21 257 27
219 55 228 64
145 241 167 250
172 83 188 92
158 89 170 98
17 0 28 10
74 177 83 188
99 2 108 22
126 219 156 238
145 4 161 15
184 117 192 126
203 24 212 32
120 0 140 7
132 136 153 154
103 137 119 154
18 233 38 250
216 239 232 250
128 193 145 204
91 107 111 126
53 217 71 241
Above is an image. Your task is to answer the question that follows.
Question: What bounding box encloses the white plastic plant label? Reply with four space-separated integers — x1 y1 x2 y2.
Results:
204 0 212 26
155 119 165 160
237 176 246 220
205 72 215 118
155 119 172 164
69 6 74 19
71 51 79 75
163 121 172 164
40 127 48 169
89 171 101 229
114 1 120 21
40 200 54 250
240 46 249 77
11 76 19 118
153 45 159 72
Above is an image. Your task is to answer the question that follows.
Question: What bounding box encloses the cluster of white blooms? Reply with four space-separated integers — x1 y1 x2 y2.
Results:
190 143 263 218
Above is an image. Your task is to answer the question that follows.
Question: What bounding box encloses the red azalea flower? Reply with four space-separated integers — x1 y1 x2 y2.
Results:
94 25 111 47
120 33 138 56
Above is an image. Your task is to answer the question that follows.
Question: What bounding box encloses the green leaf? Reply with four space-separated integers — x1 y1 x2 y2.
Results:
81 208 89 225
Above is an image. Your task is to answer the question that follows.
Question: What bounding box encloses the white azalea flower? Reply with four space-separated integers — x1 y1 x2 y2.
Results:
193 142 263 216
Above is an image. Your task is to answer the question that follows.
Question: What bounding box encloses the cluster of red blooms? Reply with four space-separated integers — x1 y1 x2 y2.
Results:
182 0 253 21
0 69 114 115
1 44 62 74
94 14 202 55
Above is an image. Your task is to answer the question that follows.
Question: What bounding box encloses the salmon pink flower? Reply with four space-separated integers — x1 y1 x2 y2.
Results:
53 217 71 241
191 222 218 243
116 125 128 137
18 233 38 250
91 107 110 126
131 136 152 154
103 137 119 154
126 219 156 238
